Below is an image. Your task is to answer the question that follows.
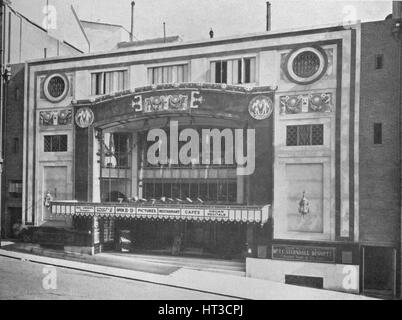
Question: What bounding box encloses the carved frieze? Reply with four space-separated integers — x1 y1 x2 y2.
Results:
132 92 204 113
279 92 333 115
39 109 73 126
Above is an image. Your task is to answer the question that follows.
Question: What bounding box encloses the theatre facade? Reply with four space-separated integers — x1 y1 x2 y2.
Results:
21 20 401 297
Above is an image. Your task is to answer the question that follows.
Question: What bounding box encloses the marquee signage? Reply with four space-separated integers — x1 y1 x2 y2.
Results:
137 207 158 215
132 91 203 113
116 207 136 214
50 202 271 225
182 208 203 217
205 209 229 218
272 244 336 264
75 206 95 213
95 206 114 214
158 208 181 216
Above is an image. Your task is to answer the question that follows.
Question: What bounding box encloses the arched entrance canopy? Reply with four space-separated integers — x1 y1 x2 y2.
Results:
68 83 275 221
71 83 276 131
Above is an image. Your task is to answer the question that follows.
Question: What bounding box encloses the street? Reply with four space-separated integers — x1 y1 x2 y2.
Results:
0 256 234 300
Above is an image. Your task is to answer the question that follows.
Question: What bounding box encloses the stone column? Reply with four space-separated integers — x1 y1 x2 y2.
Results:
131 132 138 197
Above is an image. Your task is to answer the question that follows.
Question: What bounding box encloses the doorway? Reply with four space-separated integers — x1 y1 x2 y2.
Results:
8 207 22 238
114 220 247 259
363 246 396 299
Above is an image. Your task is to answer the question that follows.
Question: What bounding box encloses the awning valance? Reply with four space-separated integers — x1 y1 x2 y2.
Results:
50 202 271 226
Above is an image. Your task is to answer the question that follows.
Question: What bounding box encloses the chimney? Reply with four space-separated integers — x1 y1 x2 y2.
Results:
266 2 271 31
130 1 135 41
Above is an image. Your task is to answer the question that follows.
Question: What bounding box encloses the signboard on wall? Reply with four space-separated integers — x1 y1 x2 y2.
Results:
272 244 336 264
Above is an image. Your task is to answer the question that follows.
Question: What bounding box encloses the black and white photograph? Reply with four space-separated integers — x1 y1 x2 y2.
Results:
0 0 400 306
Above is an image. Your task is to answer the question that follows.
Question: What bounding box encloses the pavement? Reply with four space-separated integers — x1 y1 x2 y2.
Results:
0 242 376 300
1 241 246 276
0 255 231 300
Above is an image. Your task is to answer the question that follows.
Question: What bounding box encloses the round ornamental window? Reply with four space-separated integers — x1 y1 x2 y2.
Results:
43 73 69 102
292 51 321 78
284 46 328 85
48 76 66 98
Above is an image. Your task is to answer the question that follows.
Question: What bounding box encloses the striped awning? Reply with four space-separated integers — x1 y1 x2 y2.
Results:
50 202 271 226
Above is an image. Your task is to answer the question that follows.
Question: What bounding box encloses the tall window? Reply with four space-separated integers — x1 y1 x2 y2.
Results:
91 70 128 95
148 64 189 85
102 133 131 168
143 180 237 204
211 57 256 84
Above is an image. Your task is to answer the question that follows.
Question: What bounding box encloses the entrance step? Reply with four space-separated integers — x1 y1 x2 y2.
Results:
105 252 246 276
185 267 246 277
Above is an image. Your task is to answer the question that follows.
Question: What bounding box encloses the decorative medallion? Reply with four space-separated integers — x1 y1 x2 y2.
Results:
75 107 94 128
43 73 69 102
248 95 273 120
280 92 333 114
40 109 73 126
283 46 328 85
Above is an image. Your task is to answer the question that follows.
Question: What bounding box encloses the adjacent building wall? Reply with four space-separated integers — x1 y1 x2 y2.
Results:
3 4 83 65
1 64 25 237
1 1 84 236
9 0 89 54
81 21 130 52
359 20 401 247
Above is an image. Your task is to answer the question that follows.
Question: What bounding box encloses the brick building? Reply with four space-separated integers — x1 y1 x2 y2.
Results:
358 19 401 298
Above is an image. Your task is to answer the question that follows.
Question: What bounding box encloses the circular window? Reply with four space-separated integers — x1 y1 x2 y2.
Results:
284 46 328 85
43 73 69 102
